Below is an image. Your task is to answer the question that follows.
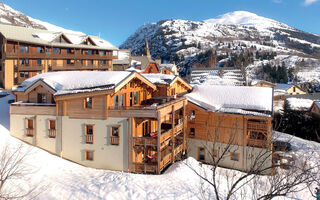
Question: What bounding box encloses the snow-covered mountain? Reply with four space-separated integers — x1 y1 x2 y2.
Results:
0 2 83 34
121 11 320 90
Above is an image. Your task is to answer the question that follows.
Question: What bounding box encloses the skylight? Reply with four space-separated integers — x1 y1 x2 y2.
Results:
32 34 39 38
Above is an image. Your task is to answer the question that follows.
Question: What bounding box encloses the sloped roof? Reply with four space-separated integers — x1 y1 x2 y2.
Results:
187 85 273 116
251 80 276 86
13 71 133 95
0 23 118 50
274 84 293 91
142 74 176 85
131 56 155 70
113 49 131 65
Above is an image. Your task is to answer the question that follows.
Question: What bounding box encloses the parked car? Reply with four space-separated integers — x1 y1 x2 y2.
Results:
0 90 10 98
273 140 292 152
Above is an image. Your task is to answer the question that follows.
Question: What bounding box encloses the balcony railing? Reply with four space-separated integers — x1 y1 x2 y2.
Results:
48 129 56 138
247 122 268 131
133 163 157 174
110 136 120 145
133 136 157 146
26 128 34 137
85 134 93 144
247 138 267 148
160 153 172 171
174 144 183 156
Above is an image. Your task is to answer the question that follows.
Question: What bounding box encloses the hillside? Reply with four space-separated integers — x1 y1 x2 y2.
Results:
0 2 83 34
120 11 320 90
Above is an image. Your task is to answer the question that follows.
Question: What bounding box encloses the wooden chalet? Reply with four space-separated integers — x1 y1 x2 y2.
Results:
186 85 274 173
10 71 192 174
0 23 118 90
309 101 320 118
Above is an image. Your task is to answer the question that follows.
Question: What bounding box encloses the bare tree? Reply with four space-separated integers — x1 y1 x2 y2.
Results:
183 120 318 200
0 142 43 199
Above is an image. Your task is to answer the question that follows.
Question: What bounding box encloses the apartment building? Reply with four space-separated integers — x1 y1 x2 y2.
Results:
0 24 118 90
10 71 192 174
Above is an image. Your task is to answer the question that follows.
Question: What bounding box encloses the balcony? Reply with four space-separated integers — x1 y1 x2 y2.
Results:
6 52 114 60
247 121 268 131
174 144 183 156
133 136 157 146
10 103 56 115
160 153 172 171
48 129 56 138
110 136 120 145
26 128 34 137
85 134 94 144
133 163 157 174
51 64 112 71
18 65 44 71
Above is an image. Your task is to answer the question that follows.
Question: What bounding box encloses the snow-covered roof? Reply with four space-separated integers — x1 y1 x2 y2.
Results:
113 49 131 65
274 84 293 91
251 80 275 86
13 71 133 96
187 85 273 116
286 97 313 111
142 74 176 85
0 23 118 50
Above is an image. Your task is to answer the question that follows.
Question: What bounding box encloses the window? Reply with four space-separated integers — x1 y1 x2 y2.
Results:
110 125 120 145
118 94 124 107
171 88 175 96
230 152 239 161
26 119 34 137
66 59 74 65
53 48 61 54
249 131 267 140
37 47 44 53
85 125 94 144
20 72 24 78
84 97 93 109
20 45 28 53
90 60 94 65
48 120 56 138
134 91 139 105
100 50 106 55
189 128 195 137
66 49 73 54
142 121 149 137
101 60 106 65
293 87 296 92
113 95 124 108
37 93 46 103
85 150 94 161
189 110 195 121
37 59 42 66
19 58 29 65
198 147 205 161
87 50 93 55
212 149 218 158
25 72 29 78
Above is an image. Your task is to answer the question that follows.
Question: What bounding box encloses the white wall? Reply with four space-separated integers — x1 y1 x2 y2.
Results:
186 138 272 174
10 114 129 172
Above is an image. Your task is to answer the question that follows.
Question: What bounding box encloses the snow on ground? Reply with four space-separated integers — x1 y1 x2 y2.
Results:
287 97 314 111
0 93 318 200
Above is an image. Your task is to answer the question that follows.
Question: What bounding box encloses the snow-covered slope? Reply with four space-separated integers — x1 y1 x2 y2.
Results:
121 11 320 89
0 2 83 34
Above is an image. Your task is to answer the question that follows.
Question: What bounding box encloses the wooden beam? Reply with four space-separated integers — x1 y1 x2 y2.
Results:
157 111 161 174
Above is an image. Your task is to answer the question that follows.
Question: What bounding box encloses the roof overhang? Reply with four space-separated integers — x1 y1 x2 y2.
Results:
114 72 157 92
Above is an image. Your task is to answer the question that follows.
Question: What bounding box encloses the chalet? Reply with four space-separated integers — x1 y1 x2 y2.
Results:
186 85 273 173
159 64 178 75
251 80 276 88
309 101 320 118
274 84 306 95
10 71 192 174
0 24 118 90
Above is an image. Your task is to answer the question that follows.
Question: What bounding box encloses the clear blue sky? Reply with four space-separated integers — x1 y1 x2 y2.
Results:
2 0 320 46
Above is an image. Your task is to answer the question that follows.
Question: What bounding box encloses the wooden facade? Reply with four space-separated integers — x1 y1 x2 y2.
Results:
11 71 192 174
186 101 273 171
0 32 117 90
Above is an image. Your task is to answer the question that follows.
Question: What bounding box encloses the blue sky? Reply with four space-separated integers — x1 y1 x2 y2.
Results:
2 0 320 46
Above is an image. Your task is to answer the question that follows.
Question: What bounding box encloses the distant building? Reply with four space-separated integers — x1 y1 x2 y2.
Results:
274 84 306 95
159 64 178 75
309 101 320 118
251 80 276 88
113 49 131 71
0 23 118 90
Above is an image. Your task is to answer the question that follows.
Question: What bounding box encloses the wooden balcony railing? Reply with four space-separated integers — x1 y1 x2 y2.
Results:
133 163 157 174
48 129 56 138
85 134 93 144
174 122 183 135
6 52 114 60
133 137 157 146
174 144 183 156
160 129 172 143
247 139 267 148
247 122 268 131
160 153 172 171
110 136 120 145
26 128 34 137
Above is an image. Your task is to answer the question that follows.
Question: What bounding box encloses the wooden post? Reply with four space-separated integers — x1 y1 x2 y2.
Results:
171 105 175 162
128 117 133 173
183 100 186 151
157 111 161 174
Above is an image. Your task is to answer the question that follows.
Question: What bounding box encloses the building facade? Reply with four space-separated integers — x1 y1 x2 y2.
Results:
10 71 192 174
0 24 118 90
